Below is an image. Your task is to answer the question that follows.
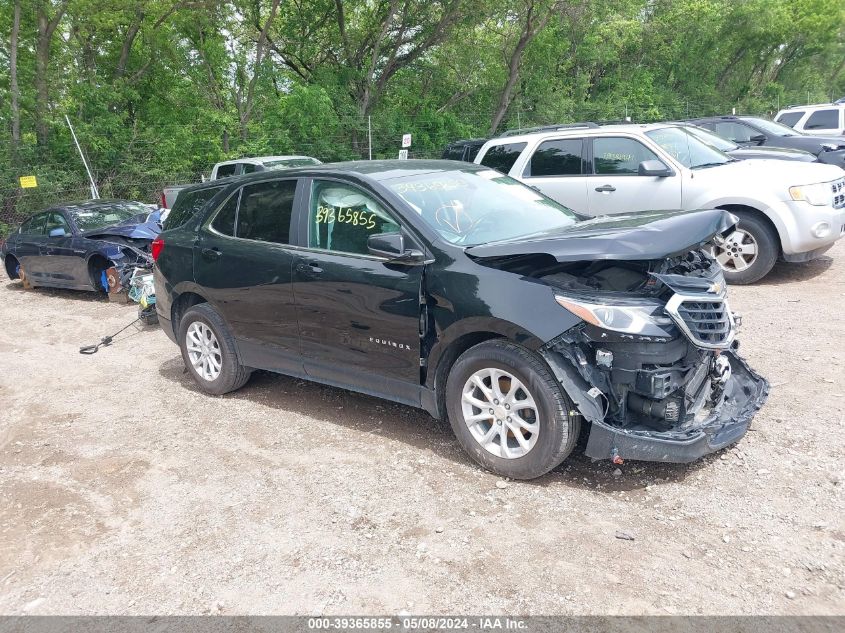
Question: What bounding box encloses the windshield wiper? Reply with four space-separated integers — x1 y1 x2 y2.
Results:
691 161 731 170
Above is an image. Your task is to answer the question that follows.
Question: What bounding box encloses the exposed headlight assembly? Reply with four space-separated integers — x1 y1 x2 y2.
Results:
788 182 831 206
555 295 674 337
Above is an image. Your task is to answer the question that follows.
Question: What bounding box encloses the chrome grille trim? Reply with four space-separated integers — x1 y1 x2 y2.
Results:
665 293 736 350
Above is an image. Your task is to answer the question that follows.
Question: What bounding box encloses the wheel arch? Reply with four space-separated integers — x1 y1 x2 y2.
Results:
427 318 545 420
170 289 209 332
86 252 114 291
714 204 783 255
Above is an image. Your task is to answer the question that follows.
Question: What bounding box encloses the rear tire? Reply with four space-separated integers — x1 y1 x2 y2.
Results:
445 340 580 480
178 303 251 395
713 212 778 284
4 255 20 280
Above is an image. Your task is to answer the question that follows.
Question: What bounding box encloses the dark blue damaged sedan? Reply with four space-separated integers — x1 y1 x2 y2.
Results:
1 199 160 292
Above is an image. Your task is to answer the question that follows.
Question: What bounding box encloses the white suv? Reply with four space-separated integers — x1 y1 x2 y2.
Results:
474 123 845 283
775 104 845 136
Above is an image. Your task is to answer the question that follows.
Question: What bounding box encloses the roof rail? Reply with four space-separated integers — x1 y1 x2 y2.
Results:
498 122 600 137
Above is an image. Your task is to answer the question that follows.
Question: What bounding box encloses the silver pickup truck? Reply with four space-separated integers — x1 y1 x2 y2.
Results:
159 155 321 209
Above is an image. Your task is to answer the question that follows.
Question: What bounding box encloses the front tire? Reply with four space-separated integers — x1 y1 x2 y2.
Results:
713 212 778 284
445 340 580 480
178 304 251 395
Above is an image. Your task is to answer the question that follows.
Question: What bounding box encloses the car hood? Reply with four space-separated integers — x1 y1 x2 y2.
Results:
729 146 816 162
82 213 162 240
465 209 736 262
720 157 843 184
779 135 845 152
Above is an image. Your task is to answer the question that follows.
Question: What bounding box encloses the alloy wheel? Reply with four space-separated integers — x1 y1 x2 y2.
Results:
460 368 540 459
185 321 222 382
712 229 758 272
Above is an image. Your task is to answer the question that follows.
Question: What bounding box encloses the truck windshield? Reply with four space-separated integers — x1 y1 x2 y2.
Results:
646 127 733 169
385 168 578 246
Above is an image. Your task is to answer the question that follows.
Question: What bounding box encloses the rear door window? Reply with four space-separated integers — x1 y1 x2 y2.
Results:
215 164 238 179
241 163 258 174
164 185 225 230
308 181 399 256
708 122 757 143
592 137 659 175
527 139 585 177
210 192 239 236
479 142 527 174
804 109 840 130
236 180 297 244
20 214 46 236
776 111 804 127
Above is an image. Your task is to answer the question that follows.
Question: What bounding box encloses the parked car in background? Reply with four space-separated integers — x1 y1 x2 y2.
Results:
688 116 845 170
1 200 160 291
775 103 845 136
441 139 488 162
152 160 768 478
159 155 322 209
672 123 819 163
474 123 845 283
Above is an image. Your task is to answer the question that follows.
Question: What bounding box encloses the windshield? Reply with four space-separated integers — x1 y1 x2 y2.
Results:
386 168 578 246
264 158 320 169
646 127 732 169
744 117 802 137
680 125 738 152
69 202 150 231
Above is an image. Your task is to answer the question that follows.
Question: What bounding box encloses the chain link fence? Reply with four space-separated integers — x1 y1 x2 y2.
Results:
2 91 840 236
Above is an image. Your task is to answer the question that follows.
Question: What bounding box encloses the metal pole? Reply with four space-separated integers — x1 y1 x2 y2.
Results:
368 116 372 161
65 114 99 199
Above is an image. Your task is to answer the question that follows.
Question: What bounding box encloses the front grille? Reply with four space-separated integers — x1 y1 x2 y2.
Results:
665 294 734 349
833 178 845 209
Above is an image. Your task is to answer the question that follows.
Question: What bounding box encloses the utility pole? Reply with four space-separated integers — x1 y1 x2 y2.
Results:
65 115 99 199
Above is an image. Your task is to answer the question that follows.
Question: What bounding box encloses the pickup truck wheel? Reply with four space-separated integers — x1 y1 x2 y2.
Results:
178 304 251 395
712 212 778 284
445 340 580 480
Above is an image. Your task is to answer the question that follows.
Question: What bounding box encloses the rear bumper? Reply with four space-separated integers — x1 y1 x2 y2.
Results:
583 352 769 463
158 313 176 343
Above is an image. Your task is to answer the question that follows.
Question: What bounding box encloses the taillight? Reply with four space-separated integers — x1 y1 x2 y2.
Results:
160 192 167 209
151 236 164 261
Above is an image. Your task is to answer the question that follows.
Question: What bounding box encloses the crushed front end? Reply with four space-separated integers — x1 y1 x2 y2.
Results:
538 250 769 463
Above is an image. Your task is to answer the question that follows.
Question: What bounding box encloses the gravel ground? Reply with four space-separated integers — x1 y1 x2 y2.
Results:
1 241 843 616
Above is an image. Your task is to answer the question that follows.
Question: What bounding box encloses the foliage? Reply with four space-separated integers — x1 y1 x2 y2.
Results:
1 0 844 230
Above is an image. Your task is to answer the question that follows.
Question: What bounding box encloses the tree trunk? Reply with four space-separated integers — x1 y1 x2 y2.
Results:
489 2 557 135
34 1 69 147
240 0 282 141
10 0 21 156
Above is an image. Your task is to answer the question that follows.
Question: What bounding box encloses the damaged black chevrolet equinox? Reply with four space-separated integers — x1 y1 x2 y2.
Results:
153 160 768 479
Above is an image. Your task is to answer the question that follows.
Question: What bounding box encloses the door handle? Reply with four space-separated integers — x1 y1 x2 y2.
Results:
594 184 616 193
297 261 323 275
201 247 222 260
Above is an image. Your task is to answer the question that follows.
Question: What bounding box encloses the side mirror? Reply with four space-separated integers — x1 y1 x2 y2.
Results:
48 227 66 238
749 133 766 144
638 160 674 177
367 232 426 264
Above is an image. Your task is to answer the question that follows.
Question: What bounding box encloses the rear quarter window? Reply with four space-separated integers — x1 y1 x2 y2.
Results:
479 142 527 174
776 111 804 127
164 186 225 230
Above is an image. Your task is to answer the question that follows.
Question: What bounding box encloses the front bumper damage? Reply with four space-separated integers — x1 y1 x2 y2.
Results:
540 331 769 464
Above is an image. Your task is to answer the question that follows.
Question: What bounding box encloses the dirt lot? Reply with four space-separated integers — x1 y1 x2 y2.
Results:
1 242 843 616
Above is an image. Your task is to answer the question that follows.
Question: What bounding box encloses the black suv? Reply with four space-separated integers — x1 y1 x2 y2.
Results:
153 160 768 479
689 116 845 169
